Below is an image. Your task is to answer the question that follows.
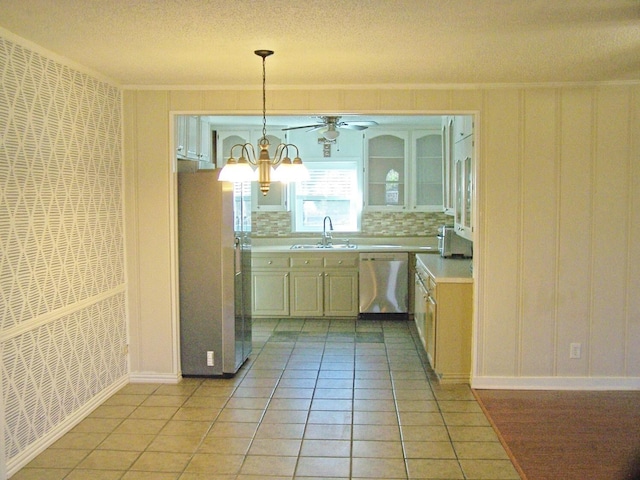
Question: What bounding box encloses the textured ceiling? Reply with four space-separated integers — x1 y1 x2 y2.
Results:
0 0 639 87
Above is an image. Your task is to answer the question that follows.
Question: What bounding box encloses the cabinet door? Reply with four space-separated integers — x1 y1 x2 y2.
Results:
365 131 408 210
198 120 212 165
412 129 443 212
414 274 428 351
425 293 437 369
252 271 289 316
290 271 323 316
175 116 187 159
324 271 358 316
186 115 199 159
443 117 456 215
454 135 473 241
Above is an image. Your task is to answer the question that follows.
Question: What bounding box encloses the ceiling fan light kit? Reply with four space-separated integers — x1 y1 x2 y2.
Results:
218 50 309 195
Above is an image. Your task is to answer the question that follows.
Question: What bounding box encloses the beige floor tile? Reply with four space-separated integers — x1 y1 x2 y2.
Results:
26 449 90 469
453 441 510 459
401 425 450 442
198 435 252 454
216 408 264 423
441 412 491 427
255 422 306 439
400 411 445 426
239 455 298 476
403 441 456 459
353 410 399 425
304 423 352 440
159 420 211 437
224 397 270 410
352 440 404 458
76 450 140 471
184 453 245 475
446 426 500 442
71 418 122 434
396 399 439 413
141 394 189 407
352 399 397 412
102 394 147 407
300 439 351 457
353 424 401 442
129 405 179 420
49 432 108 450
248 438 302 456
354 388 394 400
261 408 308 424
351 457 407 478
438 400 483 413
146 434 202 453
314 388 354 399
89 405 137 418
10 468 70 480
268 397 312 410
315 378 353 389
172 406 221 421
306 410 352 424
206 421 259 438
64 470 125 480
129 451 190 472
154 383 200 396
113 418 167 435
121 473 179 480
406 458 465 479
295 456 351 477
97 433 155 451
459 459 521 479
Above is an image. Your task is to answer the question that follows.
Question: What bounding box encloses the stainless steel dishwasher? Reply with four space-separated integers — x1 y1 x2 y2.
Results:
359 252 409 314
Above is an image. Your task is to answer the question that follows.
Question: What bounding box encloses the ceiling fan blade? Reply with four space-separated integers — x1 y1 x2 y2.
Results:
338 124 369 130
282 123 323 131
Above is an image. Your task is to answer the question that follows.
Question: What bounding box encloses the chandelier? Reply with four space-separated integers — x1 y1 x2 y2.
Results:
218 50 309 195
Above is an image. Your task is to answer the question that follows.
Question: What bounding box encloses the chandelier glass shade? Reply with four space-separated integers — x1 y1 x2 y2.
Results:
218 50 308 195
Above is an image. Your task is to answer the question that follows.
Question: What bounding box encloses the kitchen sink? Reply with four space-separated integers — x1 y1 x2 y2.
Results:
290 244 357 250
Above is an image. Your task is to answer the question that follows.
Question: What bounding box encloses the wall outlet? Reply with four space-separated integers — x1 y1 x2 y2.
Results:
569 343 582 359
206 351 214 366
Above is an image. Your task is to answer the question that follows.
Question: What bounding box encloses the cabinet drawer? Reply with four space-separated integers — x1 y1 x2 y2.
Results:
426 275 437 297
324 256 358 268
252 256 290 268
291 257 323 268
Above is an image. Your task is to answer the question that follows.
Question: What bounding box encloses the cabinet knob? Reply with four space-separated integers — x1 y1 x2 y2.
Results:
338 260 343 264
268 260 273 264
304 260 309 264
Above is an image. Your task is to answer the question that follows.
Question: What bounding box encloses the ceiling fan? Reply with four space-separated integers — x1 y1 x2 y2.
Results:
282 116 378 140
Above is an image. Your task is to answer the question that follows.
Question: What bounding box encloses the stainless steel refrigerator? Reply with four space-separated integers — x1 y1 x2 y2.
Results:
178 169 252 376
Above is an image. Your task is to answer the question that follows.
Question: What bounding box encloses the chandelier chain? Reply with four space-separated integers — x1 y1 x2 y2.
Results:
261 55 267 141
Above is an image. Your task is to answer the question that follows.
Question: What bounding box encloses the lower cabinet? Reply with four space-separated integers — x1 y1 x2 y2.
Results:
252 252 359 318
416 257 472 384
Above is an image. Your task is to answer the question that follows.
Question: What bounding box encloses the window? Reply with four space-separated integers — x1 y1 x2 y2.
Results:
291 159 361 232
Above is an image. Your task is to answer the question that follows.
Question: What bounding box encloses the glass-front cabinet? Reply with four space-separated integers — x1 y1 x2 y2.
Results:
364 131 408 210
454 133 473 241
412 129 444 211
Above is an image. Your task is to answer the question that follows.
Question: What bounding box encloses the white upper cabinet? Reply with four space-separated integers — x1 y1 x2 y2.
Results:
364 130 409 211
442 117 456 215
365 128 445 212
454 133 474 241
175 115 214 168
412 129 444 212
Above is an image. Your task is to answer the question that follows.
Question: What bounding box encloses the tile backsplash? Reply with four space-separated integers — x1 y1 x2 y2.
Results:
253 211 451 237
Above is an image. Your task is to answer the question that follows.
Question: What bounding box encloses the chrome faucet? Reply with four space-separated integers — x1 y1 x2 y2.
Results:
322 216 333 246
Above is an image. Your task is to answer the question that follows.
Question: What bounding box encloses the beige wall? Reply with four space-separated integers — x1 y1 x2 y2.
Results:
124 85 640 388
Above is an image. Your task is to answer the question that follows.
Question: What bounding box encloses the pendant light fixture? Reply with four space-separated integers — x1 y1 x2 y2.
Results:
218 50 309 195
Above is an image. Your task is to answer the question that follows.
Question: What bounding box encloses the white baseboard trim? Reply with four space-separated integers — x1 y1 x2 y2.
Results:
471 376 640 390
6 375 129 478
129 372 181 384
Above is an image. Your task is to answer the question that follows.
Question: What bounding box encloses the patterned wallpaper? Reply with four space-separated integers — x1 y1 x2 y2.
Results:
253 210 450 237
0 35 126 470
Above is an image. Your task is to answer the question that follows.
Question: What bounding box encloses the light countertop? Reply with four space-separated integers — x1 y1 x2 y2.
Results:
251 236 439 254
416 254 473 283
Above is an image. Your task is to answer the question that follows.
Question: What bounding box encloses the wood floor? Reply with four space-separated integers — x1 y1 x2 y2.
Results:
474 389 640 480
